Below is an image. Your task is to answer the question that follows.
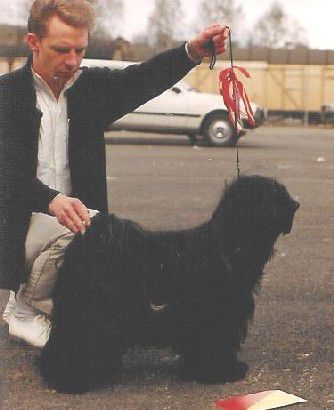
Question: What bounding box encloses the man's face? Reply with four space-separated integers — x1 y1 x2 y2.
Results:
27 14 89 85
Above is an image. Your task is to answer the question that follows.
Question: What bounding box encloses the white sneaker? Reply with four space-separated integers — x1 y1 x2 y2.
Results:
2 291 17 325
9 314 51 348
6 289 51 348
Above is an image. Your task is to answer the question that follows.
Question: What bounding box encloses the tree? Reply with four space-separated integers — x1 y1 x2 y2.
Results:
3 0 33 25
89 0 124 39
147 0 184 51
253 1 308 48
193 0 244 43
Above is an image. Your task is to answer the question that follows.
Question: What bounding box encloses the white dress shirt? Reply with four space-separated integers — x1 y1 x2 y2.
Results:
32 69 82 196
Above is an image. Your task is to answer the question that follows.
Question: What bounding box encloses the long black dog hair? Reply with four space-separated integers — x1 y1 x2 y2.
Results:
39 175 299 393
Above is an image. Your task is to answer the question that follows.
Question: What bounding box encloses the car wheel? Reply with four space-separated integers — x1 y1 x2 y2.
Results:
202 113 237 146
188 134 198 145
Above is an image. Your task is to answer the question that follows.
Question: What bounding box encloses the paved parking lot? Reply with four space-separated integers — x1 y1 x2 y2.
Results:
1 126 333 409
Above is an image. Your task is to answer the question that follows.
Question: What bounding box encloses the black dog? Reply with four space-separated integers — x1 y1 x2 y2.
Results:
39 175 299 393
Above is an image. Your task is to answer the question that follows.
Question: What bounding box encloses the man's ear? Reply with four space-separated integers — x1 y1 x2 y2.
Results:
26 33 40 52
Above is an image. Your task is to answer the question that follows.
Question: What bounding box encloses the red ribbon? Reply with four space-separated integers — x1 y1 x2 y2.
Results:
219 66 255 133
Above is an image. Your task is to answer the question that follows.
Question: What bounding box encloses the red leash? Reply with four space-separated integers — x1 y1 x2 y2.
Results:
205 27 255 177
219 65 255 134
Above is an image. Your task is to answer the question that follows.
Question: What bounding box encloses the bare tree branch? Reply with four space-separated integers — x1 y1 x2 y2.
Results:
88 0 124 39
147 0 184 51
253 1 308 48
193 0 244 43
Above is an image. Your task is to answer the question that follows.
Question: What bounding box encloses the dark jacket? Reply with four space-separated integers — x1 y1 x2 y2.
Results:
0 44 195 291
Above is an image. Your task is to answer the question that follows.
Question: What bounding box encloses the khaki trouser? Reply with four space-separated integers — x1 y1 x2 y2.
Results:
21 210 99 316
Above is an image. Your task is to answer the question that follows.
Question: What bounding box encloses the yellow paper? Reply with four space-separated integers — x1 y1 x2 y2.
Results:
247 390 307 410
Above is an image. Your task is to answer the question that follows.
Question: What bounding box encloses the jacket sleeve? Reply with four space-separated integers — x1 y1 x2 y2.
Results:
25 178 60 214
2 68 64 215
0 88 60 215
77 43 196 126
11 160 60 214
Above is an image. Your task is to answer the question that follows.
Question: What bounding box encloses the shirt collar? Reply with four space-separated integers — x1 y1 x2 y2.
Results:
32 68 82 97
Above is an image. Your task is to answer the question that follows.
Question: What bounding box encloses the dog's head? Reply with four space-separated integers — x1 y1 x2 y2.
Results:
213 175 299 240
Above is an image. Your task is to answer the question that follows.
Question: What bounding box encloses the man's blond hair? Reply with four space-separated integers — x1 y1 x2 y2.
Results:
28 0 95 38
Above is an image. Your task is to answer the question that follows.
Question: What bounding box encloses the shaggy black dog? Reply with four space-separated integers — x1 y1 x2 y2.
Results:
39 175 299 393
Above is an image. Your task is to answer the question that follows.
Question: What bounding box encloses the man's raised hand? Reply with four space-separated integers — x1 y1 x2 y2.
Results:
187 24 230 61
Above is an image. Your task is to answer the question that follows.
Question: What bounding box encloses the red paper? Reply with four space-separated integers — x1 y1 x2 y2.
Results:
215 391 273 410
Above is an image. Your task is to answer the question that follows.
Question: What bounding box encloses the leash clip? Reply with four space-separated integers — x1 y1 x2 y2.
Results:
203 39 216 70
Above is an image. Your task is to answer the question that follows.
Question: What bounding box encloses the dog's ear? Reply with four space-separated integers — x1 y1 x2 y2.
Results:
281 199 299 235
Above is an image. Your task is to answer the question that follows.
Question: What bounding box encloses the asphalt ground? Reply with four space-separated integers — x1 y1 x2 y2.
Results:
0 126 333 409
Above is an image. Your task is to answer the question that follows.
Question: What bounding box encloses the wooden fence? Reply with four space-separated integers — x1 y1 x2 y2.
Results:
185 60 334 113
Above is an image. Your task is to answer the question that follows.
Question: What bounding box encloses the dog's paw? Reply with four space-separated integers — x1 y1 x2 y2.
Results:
222 361 249 382
180 361 249 384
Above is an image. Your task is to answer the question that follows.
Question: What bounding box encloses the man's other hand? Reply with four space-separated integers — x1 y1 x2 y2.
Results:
48 194 90 234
